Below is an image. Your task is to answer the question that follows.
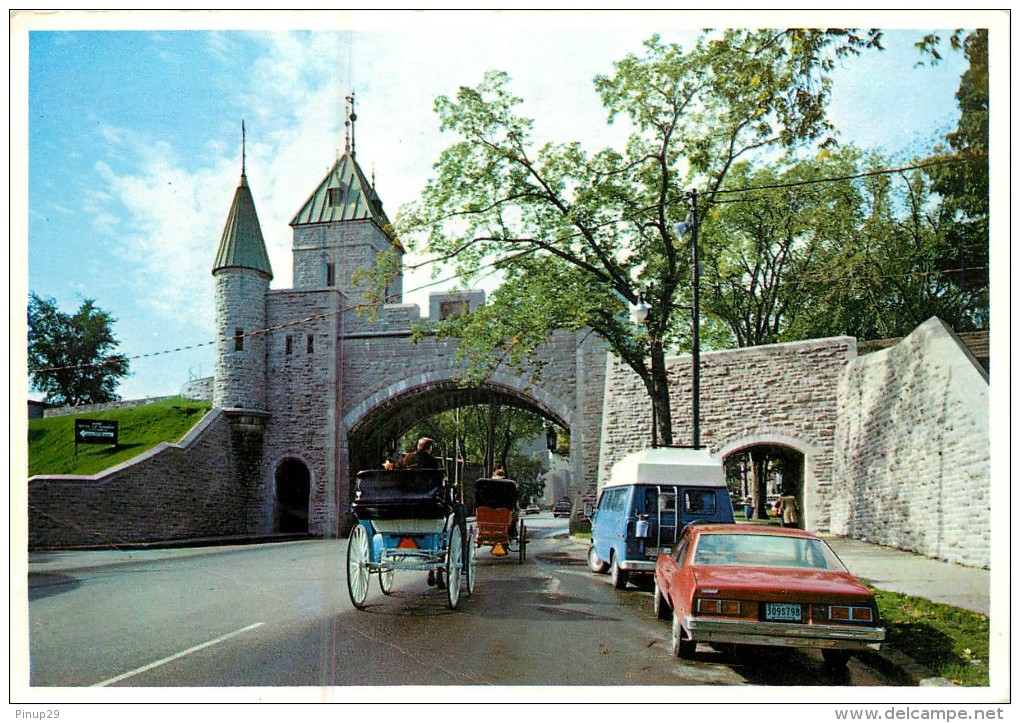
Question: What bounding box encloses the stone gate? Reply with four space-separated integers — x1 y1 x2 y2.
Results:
27 133 990 568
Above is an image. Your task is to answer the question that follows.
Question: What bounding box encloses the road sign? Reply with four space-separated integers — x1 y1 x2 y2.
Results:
74 419 119 447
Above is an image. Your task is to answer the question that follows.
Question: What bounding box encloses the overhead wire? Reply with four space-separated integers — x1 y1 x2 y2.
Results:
30 154 980 374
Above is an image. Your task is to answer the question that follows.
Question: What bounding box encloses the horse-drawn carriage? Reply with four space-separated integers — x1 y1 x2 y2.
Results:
473 477 527 563
346 468 476 610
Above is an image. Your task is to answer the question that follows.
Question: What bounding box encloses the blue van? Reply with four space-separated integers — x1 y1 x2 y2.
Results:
585 447 735 589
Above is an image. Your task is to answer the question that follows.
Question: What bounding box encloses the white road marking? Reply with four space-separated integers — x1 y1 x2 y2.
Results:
92 622 265 687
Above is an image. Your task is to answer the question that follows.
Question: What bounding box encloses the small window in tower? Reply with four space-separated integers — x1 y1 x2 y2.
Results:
234 327 244 352
285 335 293 355
326 262 335 287
307 335 314 354
327 187 343 206
439 300 469 320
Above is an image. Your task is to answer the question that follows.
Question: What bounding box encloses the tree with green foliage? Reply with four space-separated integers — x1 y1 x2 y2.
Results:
28 293 130 406
401 405 548 506
920 29 989 330
394 29 883 445
701 148 864 347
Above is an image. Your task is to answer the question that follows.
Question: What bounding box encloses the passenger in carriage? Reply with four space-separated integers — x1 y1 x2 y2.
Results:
398 437 440 470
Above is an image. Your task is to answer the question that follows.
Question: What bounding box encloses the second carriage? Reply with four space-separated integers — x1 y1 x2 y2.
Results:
473 476 527 563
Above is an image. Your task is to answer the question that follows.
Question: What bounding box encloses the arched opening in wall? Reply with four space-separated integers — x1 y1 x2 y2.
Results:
275 459 311 534
723 444 805 526
346 378 571 513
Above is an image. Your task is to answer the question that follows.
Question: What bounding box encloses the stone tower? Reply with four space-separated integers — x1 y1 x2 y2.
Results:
212 129 273 411
289 94 402 302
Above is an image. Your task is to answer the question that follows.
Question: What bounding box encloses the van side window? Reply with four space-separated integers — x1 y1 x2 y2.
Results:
608 488 626 513
684 490 718 515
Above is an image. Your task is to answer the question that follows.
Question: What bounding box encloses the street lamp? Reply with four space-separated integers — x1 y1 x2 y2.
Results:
545 423 558 453
675 188 701 450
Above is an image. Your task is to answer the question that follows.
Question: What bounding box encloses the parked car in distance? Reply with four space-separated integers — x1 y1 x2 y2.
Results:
524 504 541 515
552 501 572 518
585 447 735 590
653 524 885 670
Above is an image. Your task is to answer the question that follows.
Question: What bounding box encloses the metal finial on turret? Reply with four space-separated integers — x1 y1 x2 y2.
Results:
241 119 246 175
346 92 357 159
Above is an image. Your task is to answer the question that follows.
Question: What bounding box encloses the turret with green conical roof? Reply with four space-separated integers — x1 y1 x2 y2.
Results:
213 123 272 411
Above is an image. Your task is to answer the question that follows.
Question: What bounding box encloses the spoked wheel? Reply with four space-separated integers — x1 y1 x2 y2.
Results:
445 524 463 609
378 565 394 595
464 526 477 596
518 520 527 563
346 523 371 609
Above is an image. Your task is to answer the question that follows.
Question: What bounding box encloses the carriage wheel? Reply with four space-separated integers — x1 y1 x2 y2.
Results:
346 524 371 609
446 524 464 609
464 527 477 596
379 566 394 595
518 520 527 563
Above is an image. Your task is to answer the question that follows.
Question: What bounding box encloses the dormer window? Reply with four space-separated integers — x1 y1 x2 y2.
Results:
327 186 343 206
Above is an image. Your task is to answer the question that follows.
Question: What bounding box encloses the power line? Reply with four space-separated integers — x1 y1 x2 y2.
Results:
708 157 964 199
30 156 978 374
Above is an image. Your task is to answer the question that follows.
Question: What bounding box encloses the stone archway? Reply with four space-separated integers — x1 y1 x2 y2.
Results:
717 434 819 529
342 371 575 513
274 458 311 533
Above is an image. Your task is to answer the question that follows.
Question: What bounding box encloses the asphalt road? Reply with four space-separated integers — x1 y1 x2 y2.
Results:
25 514 896 695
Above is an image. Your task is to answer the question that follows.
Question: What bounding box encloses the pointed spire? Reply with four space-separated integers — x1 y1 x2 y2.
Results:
213 124 273 279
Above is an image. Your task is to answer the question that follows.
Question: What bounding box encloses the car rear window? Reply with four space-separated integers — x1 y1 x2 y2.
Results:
692 534 846 570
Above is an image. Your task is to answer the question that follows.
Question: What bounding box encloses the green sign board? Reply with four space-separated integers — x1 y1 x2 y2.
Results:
74 419 119 446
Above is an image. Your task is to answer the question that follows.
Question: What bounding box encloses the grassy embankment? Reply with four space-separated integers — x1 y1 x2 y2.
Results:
28 397 212 477
871 588 989 687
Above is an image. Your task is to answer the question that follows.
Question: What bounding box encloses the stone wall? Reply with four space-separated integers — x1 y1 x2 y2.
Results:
263 288 342 537
830 318 990 567
27 409 259 549
598 336 854 530
42 396 179 418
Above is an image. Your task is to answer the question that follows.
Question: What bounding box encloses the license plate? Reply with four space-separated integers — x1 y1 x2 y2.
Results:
645 547 659 558
765 603 802 622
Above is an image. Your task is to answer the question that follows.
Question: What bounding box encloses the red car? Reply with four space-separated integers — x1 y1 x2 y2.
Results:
653 524 885 670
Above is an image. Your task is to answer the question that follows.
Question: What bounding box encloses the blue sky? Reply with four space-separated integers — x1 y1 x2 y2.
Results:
14 10 996 401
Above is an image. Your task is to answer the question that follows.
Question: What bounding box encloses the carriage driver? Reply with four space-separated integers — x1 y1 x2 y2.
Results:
398 438 449 588
398 437 440 469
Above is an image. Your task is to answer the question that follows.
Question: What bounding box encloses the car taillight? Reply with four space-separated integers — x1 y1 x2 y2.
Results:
696 598 745 616
828 605 874 622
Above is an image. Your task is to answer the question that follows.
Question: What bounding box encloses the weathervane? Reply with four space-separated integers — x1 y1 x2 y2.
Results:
345 92 357 159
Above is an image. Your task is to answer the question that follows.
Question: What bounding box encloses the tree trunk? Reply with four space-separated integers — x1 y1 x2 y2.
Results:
650 341 674 446
751 447 771 519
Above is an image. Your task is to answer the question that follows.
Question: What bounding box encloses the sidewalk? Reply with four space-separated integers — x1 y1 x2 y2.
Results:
823 535 989 616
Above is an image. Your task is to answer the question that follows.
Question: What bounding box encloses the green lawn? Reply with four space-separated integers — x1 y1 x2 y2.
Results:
872 588 990 687
28 397 212 476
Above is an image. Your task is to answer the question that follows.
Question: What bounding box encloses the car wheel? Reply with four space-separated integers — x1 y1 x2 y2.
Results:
610 554 629 590
822 650 852 671
671 609 696 658
653 578 671 620
587 546 609 574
